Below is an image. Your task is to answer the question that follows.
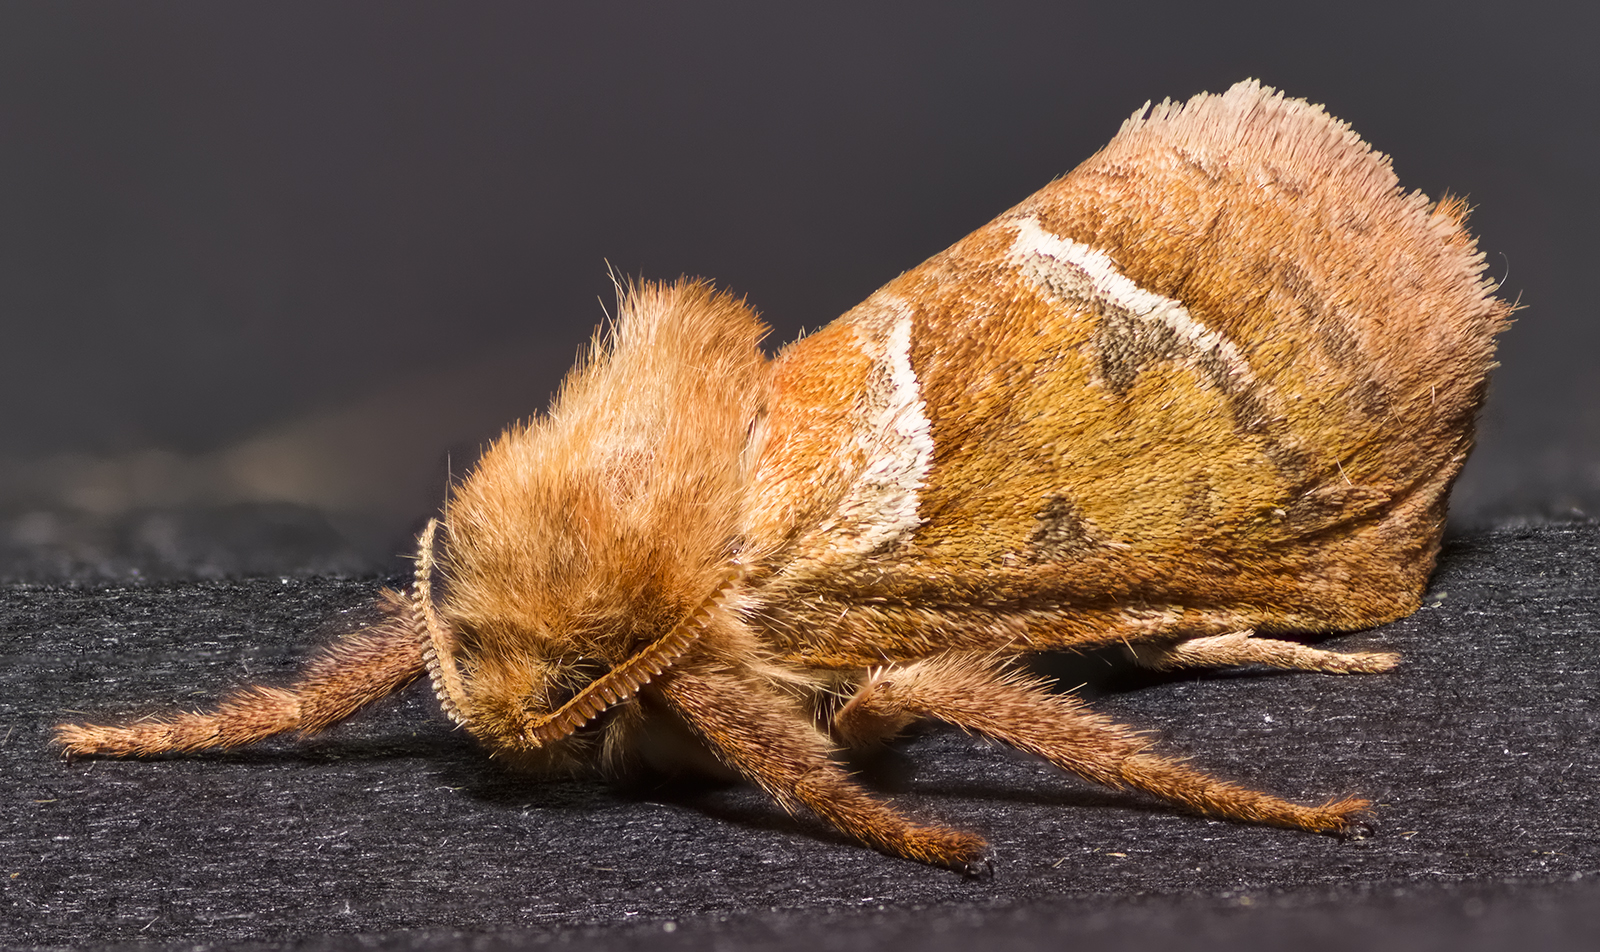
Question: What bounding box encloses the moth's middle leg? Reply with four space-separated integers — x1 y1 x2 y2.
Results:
832 654 1368 834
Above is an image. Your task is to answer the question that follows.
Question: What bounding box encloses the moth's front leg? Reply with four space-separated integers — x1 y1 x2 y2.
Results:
834 655 1369 835
55 591 427 757
658 666 989 872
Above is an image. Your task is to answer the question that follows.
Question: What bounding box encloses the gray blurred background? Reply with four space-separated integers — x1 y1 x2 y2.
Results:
1 0 1594 577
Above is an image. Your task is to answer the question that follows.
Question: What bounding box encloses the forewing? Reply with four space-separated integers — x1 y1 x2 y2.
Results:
742 82 1507 667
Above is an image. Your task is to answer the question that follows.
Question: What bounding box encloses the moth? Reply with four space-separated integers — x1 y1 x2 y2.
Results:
56 81 1509 873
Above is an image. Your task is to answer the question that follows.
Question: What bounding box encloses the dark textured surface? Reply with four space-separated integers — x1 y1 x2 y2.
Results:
136 879 1600 952
2 523 1597 950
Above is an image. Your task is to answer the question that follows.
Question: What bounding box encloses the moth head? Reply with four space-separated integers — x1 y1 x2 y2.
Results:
407 279 769 767
412 517 744 766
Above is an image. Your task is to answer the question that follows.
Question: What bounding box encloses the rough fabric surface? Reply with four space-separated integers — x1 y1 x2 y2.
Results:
2 523 1596 950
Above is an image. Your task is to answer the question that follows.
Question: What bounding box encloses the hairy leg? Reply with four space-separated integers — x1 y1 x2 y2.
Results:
1126 630 1399 674
659 665 989 872
55 591 428 756
834 654 1368 834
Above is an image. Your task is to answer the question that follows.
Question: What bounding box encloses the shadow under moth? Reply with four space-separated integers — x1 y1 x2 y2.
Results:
57 81 1509 873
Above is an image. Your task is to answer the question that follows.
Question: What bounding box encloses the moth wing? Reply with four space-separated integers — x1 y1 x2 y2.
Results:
742 81 1508 667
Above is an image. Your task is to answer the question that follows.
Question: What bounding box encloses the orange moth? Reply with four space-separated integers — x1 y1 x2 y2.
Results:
56 81 1509 873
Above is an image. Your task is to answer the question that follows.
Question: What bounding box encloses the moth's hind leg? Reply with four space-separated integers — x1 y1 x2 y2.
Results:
55 590 428 757
833 654 1368 835
1126 630 1398 675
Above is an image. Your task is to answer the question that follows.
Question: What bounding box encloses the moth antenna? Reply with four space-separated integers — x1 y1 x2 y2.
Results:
415 518 471 726
519 561 748 746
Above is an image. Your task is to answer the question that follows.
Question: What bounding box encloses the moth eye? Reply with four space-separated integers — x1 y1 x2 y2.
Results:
537 656 613 718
